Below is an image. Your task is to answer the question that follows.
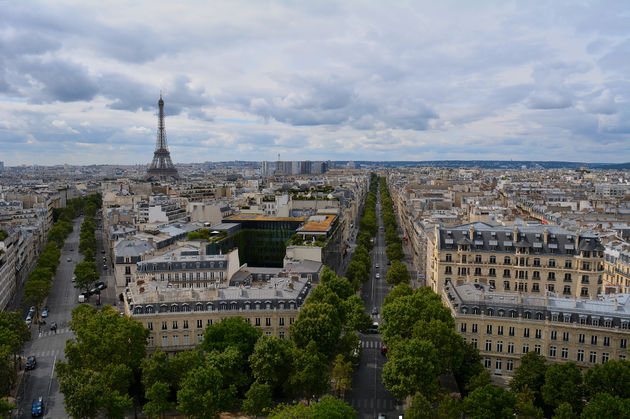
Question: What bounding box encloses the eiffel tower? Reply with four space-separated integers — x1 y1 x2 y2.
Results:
146 94 179 180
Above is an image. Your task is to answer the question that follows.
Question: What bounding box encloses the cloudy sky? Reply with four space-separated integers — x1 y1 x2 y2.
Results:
1 0 629 165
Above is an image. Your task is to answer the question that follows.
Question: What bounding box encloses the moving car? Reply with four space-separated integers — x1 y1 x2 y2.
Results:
375 263 379 268
367 322 379 334
67 257 72 262
50 322 57 331
95 281 107 291
31 396 43 417
25 314 32 326
375 273 380 279
41 307 48 318
371 306 378 315
25 356 37 370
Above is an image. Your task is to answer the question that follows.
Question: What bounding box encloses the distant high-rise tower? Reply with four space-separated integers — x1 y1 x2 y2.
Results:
147 94 179 181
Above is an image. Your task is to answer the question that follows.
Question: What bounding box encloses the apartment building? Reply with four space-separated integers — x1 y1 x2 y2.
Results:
0 227 18 310
124 268 313 354
603 241 630 294
443 282 630 382
429 223 605 299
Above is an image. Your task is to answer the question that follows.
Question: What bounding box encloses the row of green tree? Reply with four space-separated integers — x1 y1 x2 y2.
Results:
378 177 405 263
0 311 30 415
345 173 378 289
73 207 100 294
58 267 368 418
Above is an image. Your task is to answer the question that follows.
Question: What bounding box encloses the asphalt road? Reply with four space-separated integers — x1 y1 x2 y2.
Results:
19 216 83 418
346 192 402 419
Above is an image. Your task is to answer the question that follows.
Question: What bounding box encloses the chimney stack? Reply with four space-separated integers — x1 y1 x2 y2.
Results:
543 228 549 244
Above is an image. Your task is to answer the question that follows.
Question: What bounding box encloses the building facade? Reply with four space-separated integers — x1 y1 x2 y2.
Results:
443 282 630 383
429 223 605 300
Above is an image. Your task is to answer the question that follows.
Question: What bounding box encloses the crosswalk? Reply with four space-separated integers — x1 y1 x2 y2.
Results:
359 340 383 349
37 327 71 338
29 348 62 358
347 397 398 410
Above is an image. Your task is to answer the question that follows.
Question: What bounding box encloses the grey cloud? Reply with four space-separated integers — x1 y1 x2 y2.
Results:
15 58 99 103
598 39 630 74
526 90 573 110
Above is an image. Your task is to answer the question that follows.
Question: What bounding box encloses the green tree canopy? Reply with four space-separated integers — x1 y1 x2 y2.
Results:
242 381 274 417
249 335 294 394
412 319 465 374
541 362 583 413
580 393 630 419
382 338 439 400
73 261 99 292
463 384 516 419
290 302 343 356
583 359 630 400
509 351 548 407
288 341 330 401
200 316 262 359
386 260 410 285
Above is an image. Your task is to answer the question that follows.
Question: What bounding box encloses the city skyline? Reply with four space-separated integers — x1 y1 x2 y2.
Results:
1 1 630 165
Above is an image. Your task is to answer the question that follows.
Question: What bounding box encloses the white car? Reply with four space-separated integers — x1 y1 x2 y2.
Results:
376 273 380 279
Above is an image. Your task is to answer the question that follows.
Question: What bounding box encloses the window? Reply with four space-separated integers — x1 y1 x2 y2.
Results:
290 317 295 325
183 320 188 329
523 344 530 353
197 320 203 329
265 318 271 327
173 335 179 347
496 341 503 353
207 319 213 326
255 318 261 326
161 321 167 330
495 359 502 371
532 283 540 292
564 273 572 282
474 267 482 276
485 358 491 368
549 346 557 357
579 334 585 344
472 324 478 333
577 350 584 362
503 269 511 278
591 335 598 345
548 284 555 292
551 331 557 340
147 322 153 331
561 347 569 359
549 259 556 267
534 345 541 354
487 325 493 335
183 335 190 346
445 266 452 274
509 327 515 337
523 328 530 338
197 333 204 344
563 332 570 342
279 317 285 326
621 339 627 349
504 256 511 265
602 353 609 363
462 255 467 263
485 340 492 351
533 258 540 267
563 285 571 295
162 336 168 347
590 351 597 363
471 338 478 348
490 256 496 264
461 323 467 333
507 359 514 371
279 331 285 339
475 255 482 263
172 321 178 330
565 260 572 269
603 337 610 347
508 342 514 354
148 336 154 346
446 254 452 262
533 271 540 280
582 275 590 284
497 326 503 336
535 329 542 339
548 272 555 281
490 268 497 277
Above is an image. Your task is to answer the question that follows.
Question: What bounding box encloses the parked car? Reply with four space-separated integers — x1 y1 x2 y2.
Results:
25 314 32 326
25 356 37 370
95 281 107 291
31 396 44 417
90 287 101 296
371 306 378 315
50 322 57 331
67 257 72 262
41 308 48 318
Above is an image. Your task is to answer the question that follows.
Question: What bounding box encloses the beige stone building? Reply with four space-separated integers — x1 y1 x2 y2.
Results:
124 271 313 355
443 282 630 383
429 223 605 300
603 241 630 294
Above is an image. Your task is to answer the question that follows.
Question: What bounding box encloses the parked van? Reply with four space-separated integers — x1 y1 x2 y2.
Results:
78 294 86 303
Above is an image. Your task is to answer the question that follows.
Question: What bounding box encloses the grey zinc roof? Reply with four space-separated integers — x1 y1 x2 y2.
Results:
115 239 155 257
438 223 602 256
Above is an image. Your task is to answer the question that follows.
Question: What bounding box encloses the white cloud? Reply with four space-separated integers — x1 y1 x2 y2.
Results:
0 0 629 164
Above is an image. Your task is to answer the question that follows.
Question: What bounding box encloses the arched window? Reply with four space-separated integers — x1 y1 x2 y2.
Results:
171 304 179 313
230 302 238 310
134 306 143 314
487 308 494 316
182 304 190 312
146 306 155 314
195 303 203 312
159 304 168 313
206 303 214 311
524 311 532 319
472 307 480 315
535 312 543 320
